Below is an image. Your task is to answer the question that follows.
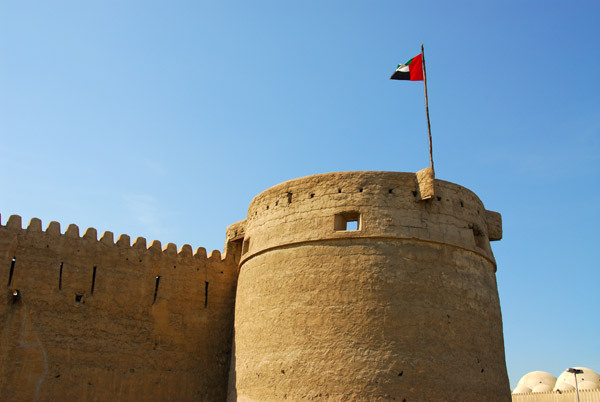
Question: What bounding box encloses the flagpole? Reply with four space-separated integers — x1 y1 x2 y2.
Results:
421 43 434 173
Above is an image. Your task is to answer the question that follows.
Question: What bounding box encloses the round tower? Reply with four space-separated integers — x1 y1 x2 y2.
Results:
229 171 510 401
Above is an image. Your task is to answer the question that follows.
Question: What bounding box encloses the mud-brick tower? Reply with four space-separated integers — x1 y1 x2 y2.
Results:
228 171 510 402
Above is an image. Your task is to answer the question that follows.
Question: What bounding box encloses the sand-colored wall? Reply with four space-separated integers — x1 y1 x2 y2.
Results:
0 215 238 402
512 390 600 402
230 171 510 401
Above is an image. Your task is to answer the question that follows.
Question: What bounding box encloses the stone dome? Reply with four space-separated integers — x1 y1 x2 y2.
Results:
517 371 557 390
512 384 532 394
556 367 600 388
532 384 553 393
578 380 600 390
553 381 575 392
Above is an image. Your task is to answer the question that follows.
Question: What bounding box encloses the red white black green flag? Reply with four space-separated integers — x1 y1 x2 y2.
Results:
390 54 424 81
390 46 434 173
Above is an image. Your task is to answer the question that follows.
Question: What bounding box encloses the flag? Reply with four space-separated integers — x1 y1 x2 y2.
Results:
390 54 423 81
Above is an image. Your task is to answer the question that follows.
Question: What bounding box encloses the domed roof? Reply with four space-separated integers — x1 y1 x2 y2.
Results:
553 381 575 392
556 367 600 388
532 384 553 393
578 380 600 390
512 384 532 394
517 371 557 390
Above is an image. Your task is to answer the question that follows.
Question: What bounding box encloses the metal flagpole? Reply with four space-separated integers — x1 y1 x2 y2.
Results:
421 43 434 173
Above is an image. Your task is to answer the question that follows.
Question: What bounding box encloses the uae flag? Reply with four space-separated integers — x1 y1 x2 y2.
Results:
390 54 423 81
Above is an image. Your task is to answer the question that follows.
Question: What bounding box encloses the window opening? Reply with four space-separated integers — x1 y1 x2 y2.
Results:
153 276 161 304
91 266 97 295
470 224 487 249
59 262 63 290
7 257 16 286
334 212 361 231
346 220 359 231
204 281 209 308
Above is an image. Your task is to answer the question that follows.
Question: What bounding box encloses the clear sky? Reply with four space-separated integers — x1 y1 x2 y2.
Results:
1 0 598 389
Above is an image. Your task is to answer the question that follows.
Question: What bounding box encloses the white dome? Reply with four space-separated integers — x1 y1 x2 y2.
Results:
532 384 553 393
553 382 575 392
578 380 600 390
556 367 600 388
512 384 532 394
517 371 557 390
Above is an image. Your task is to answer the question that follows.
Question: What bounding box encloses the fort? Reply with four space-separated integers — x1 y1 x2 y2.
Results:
1 170 510 401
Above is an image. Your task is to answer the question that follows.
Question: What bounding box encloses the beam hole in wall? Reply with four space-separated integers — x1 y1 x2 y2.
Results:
310 193 315 199
389 189 393 194
460 200 464 207
412 190 418 197
287 192 293 204
334 212 361 231
75 294 83 303
338 188 342 193
359 188 363 192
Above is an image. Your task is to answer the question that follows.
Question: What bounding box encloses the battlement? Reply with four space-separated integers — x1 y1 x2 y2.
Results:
1 213 226 261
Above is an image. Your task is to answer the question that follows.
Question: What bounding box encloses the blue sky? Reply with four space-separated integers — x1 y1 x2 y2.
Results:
1 0 598 389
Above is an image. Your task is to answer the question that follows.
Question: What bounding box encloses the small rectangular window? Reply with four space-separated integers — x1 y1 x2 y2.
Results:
346 220 359 231
334 212 361 231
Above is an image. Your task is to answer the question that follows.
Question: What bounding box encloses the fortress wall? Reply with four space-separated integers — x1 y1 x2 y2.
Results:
231 171 510 402
0 215 238 402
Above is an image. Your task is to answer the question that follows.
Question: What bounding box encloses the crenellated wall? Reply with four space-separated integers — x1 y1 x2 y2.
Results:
0 214 239 402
